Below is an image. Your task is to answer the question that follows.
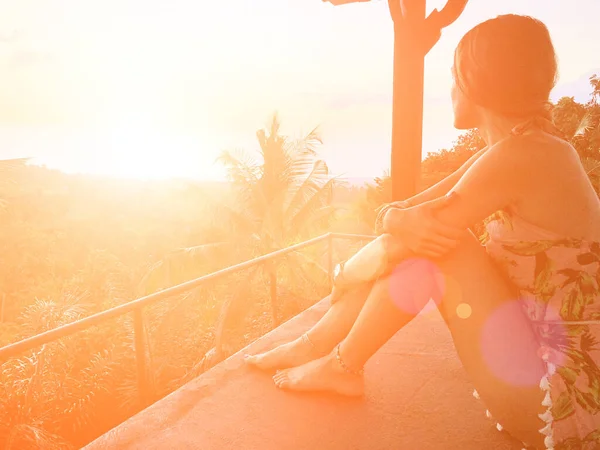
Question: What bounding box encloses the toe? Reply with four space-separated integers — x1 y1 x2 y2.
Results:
273 374 284 387
276 375 290 389
273 371 288 382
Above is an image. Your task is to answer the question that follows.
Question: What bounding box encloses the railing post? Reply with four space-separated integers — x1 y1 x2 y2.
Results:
134 308 151 407
269 264 278 327
328 234 334 290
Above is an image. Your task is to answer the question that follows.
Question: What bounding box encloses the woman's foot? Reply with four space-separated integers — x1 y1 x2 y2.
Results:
244 334 323 371
272 351 364 397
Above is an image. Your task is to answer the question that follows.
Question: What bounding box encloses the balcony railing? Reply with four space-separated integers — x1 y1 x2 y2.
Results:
0 232 374 407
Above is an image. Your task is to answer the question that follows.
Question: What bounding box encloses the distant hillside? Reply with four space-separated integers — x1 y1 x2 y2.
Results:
345 177 376 188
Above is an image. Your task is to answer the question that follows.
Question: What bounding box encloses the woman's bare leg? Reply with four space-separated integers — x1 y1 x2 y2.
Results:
274 232 546 448
244 282 374 370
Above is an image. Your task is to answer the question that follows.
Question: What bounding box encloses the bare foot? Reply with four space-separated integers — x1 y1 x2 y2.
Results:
272 352 364 397
244 335 322 371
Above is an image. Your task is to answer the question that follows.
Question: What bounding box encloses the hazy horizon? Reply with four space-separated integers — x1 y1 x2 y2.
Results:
1 0 599 181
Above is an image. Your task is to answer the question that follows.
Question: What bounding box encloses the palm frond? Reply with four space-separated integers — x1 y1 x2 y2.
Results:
139 242 232 295
286 126 323 159
285 152 329 184
179 242 231 258
586 160 600 176
283 159 330 216
590 74 600 102
306 204 341 234
214 200 259 236
19 294 88 337
289 250 328 276
216 149 261 184
257 114 288 172
266 112 282 142
573 112 594 138
288 176 340 236
3 422 73 450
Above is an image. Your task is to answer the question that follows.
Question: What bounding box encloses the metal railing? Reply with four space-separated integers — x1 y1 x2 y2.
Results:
0 232 374 406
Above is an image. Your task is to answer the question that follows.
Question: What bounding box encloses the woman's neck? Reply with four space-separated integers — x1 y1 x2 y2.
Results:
477 112 530 147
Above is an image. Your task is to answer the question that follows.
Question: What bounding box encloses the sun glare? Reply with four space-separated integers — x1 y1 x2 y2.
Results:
92 124 225 181
106 125 182 180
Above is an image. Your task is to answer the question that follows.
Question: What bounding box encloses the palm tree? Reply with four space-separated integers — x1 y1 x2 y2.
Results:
553 76 600 193
142 113 342 367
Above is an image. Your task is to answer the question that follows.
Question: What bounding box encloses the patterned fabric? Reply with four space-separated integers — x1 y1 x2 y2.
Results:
484 207 600 449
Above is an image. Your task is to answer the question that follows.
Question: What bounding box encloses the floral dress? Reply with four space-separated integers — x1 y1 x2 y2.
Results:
480 207 600 450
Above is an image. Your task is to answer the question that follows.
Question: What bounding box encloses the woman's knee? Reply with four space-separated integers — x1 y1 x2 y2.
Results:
385 232 491 316
331 281 374 307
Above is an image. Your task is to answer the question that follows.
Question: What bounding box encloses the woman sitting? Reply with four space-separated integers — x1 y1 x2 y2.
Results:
246 14 600 450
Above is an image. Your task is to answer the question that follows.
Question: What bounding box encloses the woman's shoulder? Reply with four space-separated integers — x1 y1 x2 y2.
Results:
510 130 571 151
493 131 577 168
457 130 578 194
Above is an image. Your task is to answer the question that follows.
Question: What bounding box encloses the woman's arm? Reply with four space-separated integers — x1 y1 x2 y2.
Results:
333 141 495 296
335 143 506 297
330 232 412 303
403 146 489 207
375 147 488 232
387 139 529 232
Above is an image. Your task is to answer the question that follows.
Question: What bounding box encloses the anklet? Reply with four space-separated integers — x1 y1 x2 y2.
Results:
301 332 316 350
335 344 364 376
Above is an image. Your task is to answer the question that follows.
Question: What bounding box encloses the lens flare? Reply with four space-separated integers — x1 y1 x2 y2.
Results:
388 258 445 315
456 303 472 319
480 300 565 387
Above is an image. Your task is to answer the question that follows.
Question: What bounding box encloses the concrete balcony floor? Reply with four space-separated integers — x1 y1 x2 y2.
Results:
85 296 524 449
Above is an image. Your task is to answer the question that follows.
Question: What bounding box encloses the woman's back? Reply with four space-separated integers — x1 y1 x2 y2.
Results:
505 130 600 242
478 130 600 450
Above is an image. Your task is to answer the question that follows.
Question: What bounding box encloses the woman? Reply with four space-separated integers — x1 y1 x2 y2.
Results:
245 14 600 449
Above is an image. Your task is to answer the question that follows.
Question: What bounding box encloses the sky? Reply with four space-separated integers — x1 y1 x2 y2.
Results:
0 0 598 181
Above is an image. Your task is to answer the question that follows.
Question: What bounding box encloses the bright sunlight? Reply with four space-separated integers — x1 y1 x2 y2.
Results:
1 1 600 449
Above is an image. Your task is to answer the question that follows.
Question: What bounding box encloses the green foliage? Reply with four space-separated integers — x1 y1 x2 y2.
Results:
0 166 245 447
553 76 600 193
420 129 486 189
0 114 342 448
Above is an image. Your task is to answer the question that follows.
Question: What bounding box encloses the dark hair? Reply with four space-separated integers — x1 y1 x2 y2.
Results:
454 14 558 120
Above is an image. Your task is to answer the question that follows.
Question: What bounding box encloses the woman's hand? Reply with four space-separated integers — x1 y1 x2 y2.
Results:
374 200 411 234
381 195 463 258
